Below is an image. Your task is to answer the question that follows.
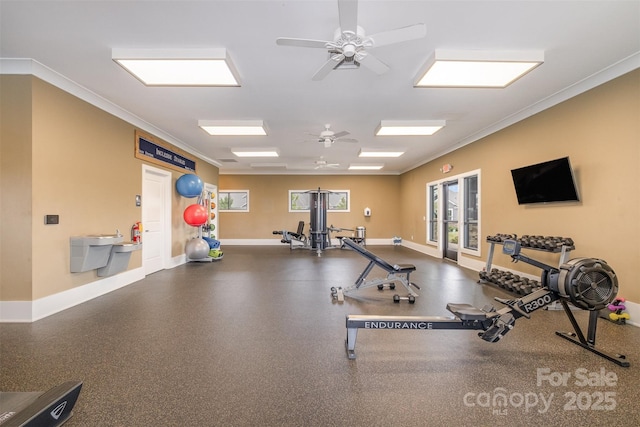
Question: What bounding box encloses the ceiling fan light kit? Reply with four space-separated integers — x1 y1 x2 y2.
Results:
276 0 426 80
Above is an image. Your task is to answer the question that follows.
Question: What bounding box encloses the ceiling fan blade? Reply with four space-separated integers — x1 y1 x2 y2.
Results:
367 23 426 48
312 54 344 80
337 138 358 143
333 130 350 138
276 38 331 49
358 52 390 75
338 0 358 33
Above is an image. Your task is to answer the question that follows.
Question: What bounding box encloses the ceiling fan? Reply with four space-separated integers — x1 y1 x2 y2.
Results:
276 0 426 80
310 124 357 148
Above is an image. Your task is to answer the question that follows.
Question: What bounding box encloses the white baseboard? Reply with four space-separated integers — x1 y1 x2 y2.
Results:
168 253 187 268
621 299 639 327
219 238 398 246
0 267 145 323
401 240 440 257
219 239 282 246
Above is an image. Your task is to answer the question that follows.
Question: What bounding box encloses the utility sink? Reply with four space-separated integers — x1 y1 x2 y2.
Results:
111 241 141 253
97 242 142 277
77 234 125 246
70 233 124 273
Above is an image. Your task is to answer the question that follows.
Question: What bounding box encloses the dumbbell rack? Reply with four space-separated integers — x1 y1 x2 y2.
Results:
480 234 575 297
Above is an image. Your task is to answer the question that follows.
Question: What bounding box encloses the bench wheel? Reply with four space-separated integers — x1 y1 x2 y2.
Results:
408 295 416 304
393 295 400 303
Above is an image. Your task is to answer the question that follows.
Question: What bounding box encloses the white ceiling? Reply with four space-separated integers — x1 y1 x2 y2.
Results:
1 0 639 175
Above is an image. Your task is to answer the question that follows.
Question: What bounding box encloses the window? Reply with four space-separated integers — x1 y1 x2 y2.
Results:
219 190 249 212
289 190 349 212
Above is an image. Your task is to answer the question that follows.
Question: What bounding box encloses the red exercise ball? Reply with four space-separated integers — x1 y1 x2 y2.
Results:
183 204 207 227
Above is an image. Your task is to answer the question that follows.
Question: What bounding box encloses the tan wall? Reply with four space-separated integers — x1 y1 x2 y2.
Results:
0 75 33 300
1 75 219 301
218 175 401 240
400 69 640 302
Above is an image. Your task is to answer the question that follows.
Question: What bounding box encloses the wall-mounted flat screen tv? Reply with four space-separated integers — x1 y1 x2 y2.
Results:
511 157 580 205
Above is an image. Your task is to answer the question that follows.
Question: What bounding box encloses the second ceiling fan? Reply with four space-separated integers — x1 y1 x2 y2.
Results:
276 0 426 80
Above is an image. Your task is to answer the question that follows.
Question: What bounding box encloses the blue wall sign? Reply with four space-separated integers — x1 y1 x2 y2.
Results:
136 133 196 173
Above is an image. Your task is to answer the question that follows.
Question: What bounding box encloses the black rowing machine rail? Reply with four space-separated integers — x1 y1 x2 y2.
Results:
345 240 629 367
336 238 420 303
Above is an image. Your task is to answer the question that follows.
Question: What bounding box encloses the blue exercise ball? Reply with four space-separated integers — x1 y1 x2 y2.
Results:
176 174 203 198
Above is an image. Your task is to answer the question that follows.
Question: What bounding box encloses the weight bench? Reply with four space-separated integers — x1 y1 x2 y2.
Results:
272 221 308 249
336 238 420 303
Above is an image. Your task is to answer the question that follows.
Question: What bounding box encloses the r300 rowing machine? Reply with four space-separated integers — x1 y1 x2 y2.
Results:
346 240 628 367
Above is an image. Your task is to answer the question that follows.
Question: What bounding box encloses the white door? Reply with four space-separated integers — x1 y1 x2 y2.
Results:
142 165 171 275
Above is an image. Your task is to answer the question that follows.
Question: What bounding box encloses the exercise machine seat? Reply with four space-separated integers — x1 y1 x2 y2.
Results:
446 303 488 321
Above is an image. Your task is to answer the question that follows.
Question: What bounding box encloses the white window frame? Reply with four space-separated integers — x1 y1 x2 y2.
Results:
288 190 350 213
426 169 481 257
219 190 250 212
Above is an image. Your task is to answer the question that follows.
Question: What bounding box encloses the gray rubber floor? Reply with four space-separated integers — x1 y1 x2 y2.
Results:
1 245 639 426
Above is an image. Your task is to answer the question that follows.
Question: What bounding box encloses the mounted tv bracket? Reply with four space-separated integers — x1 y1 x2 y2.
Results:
345 240 629 367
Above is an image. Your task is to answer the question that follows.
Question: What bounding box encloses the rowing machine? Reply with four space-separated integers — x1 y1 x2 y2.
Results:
346 287 553 359
502 239 627 366
345 240 628 366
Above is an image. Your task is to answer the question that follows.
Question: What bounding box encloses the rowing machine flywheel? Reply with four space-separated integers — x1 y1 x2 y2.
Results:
552 258 618 311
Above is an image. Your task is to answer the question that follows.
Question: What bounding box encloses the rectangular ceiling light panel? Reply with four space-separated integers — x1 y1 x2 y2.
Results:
199 120 266 136
375 120 446 136
415 50 544 88
358 149 405 158
348 164 384 170
112 48 240 86
231 148 279 158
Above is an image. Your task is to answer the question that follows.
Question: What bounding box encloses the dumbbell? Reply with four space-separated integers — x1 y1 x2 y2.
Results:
561 237 574 247
608 303 626 311
520 282 533 295
503 278 517 291
330 287 344 302
609 312 630 321
378 283 396 291
393 294 416 304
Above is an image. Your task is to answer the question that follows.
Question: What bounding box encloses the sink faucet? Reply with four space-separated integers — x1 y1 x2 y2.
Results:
116 229 122 237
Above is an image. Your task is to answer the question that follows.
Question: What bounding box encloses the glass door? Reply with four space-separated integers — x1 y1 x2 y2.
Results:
443 180 459 261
